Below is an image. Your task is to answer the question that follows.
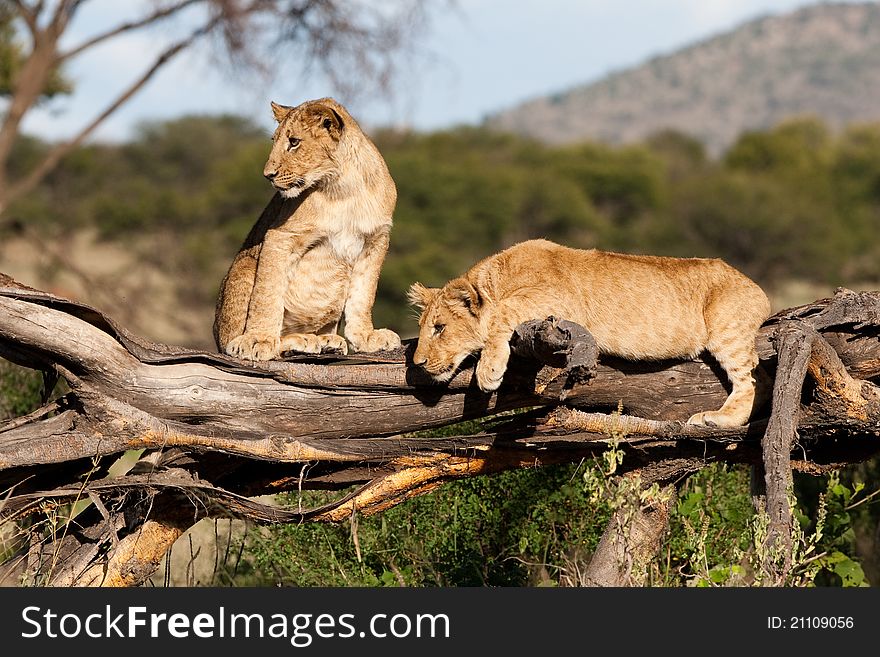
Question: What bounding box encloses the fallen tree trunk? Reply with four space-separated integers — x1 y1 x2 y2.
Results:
1 273 879 586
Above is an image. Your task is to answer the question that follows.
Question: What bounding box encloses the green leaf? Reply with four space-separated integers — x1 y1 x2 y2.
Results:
832 554 866 587
678 492 704 519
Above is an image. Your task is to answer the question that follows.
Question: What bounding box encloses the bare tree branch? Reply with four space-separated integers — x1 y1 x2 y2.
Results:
58 0 202 62
0 0 434 212
5 18 221 206
9 0 39 38
3 277 880 585
48 0 79 35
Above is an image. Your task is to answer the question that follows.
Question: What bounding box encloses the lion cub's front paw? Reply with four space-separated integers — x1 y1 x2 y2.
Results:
319 334 349 355
225 333 281 361
475 357 507 392
347 328 401 353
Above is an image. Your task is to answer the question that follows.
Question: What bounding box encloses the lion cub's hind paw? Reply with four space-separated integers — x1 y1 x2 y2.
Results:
686 410 748 428
280 333 349 356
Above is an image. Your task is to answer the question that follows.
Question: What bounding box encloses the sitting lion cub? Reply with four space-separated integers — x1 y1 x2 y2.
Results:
214 97 401 359
408 239 771 427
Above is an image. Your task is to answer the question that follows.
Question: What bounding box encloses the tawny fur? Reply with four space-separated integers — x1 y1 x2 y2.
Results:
214 98 401 359
409 239 771 428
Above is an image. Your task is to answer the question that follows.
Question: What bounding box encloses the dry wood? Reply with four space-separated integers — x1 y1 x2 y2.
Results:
1 276 880 586
760 320 810 578
582 483 676 587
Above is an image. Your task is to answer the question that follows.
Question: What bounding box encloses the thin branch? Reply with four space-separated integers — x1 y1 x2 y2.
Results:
5 17 221 207
0 395 64 434
0 3 60 185
49 0 81 32
10 0 40 38
844 487 880 511
548 407 702 439
58 0 203 62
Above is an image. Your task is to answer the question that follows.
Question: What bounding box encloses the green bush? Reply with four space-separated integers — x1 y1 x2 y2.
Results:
0 359 42 420
242 456 873 588
245 463 610 587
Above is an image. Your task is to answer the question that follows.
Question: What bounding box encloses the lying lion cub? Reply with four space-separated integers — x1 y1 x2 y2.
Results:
408 239 771 427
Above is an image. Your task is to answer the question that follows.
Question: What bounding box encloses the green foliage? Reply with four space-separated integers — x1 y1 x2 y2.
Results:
0 359 42 420
725 117 833 176
243 444 874 588
661 465 871 587
14 114 880 335
245 463 610 587
552 142 666 227
789 471 870 587
666 170 837 281
645 129 708 174
664 464 756 584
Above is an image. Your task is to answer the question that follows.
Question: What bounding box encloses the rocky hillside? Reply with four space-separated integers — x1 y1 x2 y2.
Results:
487 2 880 155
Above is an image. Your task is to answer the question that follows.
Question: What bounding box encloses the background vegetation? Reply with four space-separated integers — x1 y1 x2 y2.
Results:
3 114 880 586
5 114 880 341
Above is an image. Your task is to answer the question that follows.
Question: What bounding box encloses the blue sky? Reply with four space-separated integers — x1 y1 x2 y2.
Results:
21 0 834 141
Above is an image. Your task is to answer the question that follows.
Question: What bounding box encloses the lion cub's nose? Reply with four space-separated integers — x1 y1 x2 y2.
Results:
264 169 277 181
413 354 427 367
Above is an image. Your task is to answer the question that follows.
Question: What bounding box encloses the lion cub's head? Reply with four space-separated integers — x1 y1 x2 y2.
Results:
408 279 487 382
263 98 346 198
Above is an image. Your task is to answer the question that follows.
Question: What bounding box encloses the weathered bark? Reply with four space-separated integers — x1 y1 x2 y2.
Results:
582 483 676 587
29 495 193 588
1 276 880 587
760 321 810 579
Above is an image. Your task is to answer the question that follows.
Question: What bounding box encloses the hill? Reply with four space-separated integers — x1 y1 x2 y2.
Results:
486 2 880 155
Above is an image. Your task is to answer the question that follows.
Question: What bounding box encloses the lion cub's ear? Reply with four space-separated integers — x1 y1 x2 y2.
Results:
270 101 293 123
408 282 439 310
447 279 483 316
308 103 345 141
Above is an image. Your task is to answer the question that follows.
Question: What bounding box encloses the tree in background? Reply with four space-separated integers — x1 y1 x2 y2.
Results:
0 0 431 213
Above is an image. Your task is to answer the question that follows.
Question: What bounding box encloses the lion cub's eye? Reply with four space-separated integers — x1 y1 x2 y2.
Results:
287 137 301 150
432 324 445 337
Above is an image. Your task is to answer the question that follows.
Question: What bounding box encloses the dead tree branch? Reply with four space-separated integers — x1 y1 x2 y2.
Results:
1 275 880 586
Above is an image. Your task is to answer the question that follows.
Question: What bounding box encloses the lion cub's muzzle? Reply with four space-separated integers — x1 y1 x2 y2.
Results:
412 357 457 382
268 174 307 193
